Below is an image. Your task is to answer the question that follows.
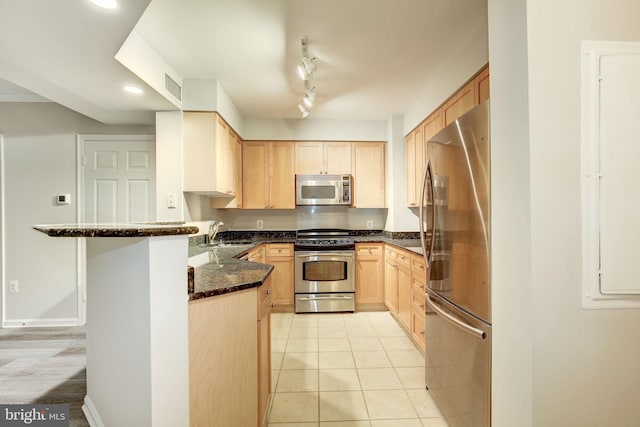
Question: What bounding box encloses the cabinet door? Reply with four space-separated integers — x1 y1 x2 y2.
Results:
475 66 490 104
325 142 352 174
183 112 216 192
355 244 384 304
443 81 476 126
397 265 412 331
188 290 258 427
243 141 269 208
406 131 417 207
233 132 243 208
269 142 295 209
384 246 398 314
294 142 324 175
422 108 444 161
352 142 386 208
215 116 235 195
266 244 294 306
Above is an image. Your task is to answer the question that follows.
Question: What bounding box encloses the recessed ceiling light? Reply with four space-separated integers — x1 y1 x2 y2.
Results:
123 85 143 95
91 0 118 10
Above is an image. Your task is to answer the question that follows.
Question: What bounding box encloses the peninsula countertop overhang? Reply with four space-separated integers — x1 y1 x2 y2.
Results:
33 222 199 237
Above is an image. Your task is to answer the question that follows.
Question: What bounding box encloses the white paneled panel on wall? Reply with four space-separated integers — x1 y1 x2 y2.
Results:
582 41 640 308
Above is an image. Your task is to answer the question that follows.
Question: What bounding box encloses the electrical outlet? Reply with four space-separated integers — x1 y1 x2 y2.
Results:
257 219 264 229
366 220 373 230
9 280 19 293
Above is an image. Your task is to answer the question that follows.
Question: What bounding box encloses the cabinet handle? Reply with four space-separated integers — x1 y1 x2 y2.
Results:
266 289 272 295
271 303 276 308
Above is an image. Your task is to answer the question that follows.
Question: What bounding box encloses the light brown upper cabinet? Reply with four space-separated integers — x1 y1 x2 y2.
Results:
406 109 443 207
405 129 419 207
405 65 489 208
294 141 352 175
443 80 476 127
352 142 386 208
183 112 237 198
243 141 295 209
475 66 490 105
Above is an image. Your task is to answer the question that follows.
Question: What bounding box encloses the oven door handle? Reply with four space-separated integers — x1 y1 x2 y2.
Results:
295 253 355 259
297 295 354 301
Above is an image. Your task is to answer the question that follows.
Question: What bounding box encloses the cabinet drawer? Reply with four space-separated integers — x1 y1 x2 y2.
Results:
356 244 382 257
384 246 397 261
411 311 426 352
412 289 425 313
412 277 426 296
412 254 426 276
396 251 411 270
266 243 293 257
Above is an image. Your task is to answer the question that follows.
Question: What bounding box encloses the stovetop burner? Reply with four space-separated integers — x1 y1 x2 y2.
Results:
294 229 355 251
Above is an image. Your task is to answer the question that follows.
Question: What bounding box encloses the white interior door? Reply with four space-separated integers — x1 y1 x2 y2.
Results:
77 135 155 325
83 136 156 223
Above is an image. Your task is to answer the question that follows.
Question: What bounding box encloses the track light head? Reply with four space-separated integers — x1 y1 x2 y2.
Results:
302 87 316 108
298 102 310 118
297 57 316 81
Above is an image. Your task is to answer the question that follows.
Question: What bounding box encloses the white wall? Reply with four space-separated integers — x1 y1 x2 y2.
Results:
489 0 640 425
525 1 640 425
487 0 533 425
0 102 153 326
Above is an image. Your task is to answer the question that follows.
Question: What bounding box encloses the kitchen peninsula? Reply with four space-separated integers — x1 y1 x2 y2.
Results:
34 223 197 427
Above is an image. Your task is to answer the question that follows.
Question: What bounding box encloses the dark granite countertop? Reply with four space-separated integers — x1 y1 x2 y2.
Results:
187 233 425 301
34 223 199 237
188 243 273 301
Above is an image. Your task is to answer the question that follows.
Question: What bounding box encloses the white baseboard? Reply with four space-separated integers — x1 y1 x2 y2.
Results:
2 317 82 328
82 395 104 427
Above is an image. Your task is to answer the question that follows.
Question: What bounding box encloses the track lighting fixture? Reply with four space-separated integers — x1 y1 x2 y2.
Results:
296 35 317 118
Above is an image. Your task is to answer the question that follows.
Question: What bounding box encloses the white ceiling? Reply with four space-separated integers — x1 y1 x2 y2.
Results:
0 0 487 125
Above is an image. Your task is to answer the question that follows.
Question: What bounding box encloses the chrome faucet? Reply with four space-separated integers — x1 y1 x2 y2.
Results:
208 220 224 244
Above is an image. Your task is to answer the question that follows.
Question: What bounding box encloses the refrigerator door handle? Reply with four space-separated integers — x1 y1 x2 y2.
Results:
426 294 486 340
419 160 436 266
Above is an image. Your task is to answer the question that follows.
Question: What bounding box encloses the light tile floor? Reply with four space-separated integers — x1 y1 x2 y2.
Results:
269 311 449 427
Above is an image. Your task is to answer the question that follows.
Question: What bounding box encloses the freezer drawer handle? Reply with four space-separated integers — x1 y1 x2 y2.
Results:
297 295 354 301
426 295 486 340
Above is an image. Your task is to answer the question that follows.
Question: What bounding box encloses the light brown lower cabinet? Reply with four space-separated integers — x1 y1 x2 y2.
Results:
382 244 428 354
396 251 412 331
188 277 272 426
355 243 385 305
384 246 399 314
266 243 294 307
257 276 273 427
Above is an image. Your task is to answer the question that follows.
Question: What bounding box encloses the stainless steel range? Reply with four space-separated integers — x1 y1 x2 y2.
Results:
294 229 355 313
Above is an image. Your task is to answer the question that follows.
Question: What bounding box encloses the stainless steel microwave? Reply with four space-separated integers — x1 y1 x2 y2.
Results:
295 174 352 206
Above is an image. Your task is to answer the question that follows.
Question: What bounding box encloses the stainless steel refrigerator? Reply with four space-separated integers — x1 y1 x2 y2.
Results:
419 100 491 427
